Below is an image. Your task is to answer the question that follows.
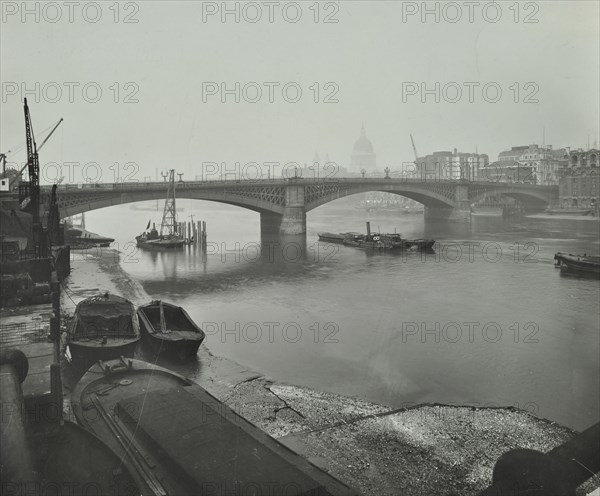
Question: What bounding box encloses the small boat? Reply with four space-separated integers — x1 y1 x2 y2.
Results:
65 214 115 247
67 293 140 365
545 208 592 216
72 358 359 496
136 226 185 250
65 227 115 247
137 300 205 359
554 252 600 274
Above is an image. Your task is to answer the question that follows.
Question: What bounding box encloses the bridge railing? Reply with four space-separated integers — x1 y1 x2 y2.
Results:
38 177 556 193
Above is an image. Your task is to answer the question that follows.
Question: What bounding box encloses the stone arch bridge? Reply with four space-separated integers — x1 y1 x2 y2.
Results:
39 178 557 235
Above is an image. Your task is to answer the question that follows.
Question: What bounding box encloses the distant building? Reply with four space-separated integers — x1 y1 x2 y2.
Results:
558 148 599 212
479 160 536 183
565 148 599 170
416 149 488 181
350 125 376 173
498 144 568 185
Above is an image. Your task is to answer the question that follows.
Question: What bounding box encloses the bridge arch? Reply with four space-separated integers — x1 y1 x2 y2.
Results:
468 187 552 209
304 183 456 212
44 187 286 219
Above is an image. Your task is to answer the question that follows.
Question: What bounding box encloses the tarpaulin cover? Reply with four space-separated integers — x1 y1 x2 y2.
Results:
76 295 135 338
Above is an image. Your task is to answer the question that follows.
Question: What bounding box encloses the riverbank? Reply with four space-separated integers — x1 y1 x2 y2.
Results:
60 247 598 496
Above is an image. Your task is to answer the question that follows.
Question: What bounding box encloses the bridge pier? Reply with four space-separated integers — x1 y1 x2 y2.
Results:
260 207 307 236
424 199 472 222
260 184 307 236
424 206 470 222
425 183 472 222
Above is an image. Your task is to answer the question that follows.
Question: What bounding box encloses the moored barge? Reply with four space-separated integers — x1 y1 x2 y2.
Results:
71 358 359 496
67 293 140 365
137 300 205 359
554 252 600 275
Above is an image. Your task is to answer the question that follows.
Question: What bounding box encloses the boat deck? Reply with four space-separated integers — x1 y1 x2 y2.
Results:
74 360 358 495
121 387 349 494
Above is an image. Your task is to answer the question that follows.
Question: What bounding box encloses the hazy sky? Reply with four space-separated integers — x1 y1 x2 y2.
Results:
1 1 599 183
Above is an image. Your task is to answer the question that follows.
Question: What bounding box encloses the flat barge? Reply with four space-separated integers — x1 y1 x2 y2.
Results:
72 358 359 496
554 252 600 275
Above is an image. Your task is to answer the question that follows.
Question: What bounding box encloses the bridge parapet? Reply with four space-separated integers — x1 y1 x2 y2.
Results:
33 178 558 233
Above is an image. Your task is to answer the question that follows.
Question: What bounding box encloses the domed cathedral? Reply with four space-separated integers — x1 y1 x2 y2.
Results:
350 124 376 173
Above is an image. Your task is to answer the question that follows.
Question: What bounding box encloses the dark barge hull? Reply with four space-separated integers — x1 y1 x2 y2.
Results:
72 358 359 496
68 339 139 365
43 421 141 496
142 335 201 358
137 301 205 360
554 252 600 274
546 208 592 216
136 238 185 250
317 232 361 243
67 293 141 366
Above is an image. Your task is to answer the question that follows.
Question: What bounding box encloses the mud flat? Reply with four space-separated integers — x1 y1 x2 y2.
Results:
60 247 599 496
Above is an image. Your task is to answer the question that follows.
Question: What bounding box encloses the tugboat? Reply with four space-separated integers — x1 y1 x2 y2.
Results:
319 223 435 251
136 169 185 250
554 252 600 275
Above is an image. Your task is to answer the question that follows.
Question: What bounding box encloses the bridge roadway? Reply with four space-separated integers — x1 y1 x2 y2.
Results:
30 178 556 235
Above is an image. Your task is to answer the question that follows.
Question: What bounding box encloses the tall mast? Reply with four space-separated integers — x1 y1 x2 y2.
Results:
160 169 177 236
19 98 40 225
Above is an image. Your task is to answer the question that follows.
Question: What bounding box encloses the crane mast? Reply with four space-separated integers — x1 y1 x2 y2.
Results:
410 134 419 162
9 118 63 190
19 98 40 225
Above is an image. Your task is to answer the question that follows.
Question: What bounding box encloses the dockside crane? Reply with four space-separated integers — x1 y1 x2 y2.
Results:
8 116 63 191
19 99 41 223
17 99 59 256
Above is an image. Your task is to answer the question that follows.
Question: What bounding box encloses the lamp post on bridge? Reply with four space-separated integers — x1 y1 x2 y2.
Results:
361 168 366 178
161 171 169 182
309 162 320 182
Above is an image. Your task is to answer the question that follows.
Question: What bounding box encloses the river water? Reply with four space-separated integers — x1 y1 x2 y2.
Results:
84 198 600 431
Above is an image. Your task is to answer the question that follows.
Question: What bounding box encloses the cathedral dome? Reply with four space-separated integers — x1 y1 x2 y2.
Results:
350 124 376 171
353 125 374 154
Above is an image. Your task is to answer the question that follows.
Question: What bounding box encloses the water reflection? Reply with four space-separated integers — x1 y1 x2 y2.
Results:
84 201 600 430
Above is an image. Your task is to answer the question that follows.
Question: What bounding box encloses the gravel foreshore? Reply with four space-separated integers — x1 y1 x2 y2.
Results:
60 247 599 496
